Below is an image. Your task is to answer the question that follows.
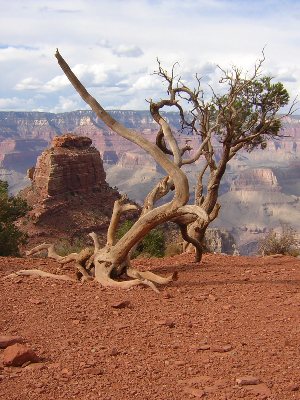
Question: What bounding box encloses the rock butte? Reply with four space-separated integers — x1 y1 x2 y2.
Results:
19 134 120 245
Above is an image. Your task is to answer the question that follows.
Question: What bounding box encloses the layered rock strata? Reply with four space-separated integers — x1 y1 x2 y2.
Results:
20 135 120 244
29 135 106 201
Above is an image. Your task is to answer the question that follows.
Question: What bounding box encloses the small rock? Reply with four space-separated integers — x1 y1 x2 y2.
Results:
3 344 40 367
61 368 73 377
174 360 185 366
84 367 104 376
211 344 233 353
208 294 218 302
0 335 24 349
197 344 210 351
156 320 175 328
236 376 261 385
109 348 120 356
111 300 131 309
288 383 300 392
29 298 44 305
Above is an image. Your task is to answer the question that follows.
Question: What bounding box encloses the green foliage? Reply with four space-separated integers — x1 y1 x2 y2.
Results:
259 223 299 256
115 220 135 242
116 220 165 258
0 180 30 256
141 228 165 258
55 237 87 257
210 72 290 152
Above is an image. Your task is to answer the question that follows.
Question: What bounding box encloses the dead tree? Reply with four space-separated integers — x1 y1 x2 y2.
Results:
7 50 293 291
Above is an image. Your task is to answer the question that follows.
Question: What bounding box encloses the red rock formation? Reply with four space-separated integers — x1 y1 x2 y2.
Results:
30 134 106 201
19 134 120 245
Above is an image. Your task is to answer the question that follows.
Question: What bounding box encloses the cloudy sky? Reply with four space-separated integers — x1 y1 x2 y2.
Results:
0 0 299 113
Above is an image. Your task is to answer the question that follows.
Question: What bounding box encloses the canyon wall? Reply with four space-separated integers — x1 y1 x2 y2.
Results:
1 111 300 253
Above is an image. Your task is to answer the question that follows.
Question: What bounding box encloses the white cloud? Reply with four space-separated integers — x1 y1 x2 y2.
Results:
0 0 299 112
15 77 43 91
132 75 160 91
42 74 70 92
112 45 143 58
0 97 34 110
50 95 83 113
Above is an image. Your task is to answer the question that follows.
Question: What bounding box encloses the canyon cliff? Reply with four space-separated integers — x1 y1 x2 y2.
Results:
1 110 299 254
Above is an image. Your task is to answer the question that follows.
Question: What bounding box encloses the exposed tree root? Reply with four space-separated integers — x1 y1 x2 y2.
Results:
127 267 178 284
24 242 94 281
4 269 76 282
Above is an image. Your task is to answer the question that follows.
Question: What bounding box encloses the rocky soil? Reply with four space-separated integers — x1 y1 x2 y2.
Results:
0 253 300 400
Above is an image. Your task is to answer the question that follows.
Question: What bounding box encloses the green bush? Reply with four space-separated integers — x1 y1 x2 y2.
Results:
116 220 165 258
0 180 29 256
55 237 87 257
259 223 299 256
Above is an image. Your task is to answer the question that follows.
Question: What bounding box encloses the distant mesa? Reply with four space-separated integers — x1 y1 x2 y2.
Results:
230 168 280 192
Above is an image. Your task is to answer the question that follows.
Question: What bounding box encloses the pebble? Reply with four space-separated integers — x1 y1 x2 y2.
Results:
84 367 104 376
236 376 261 385
61 368 73 377
109 348 120 356
197 344 210 351
155 320 176 328
288 383 300 392
111 300 131 309
211 344 233 353
208 294 218 302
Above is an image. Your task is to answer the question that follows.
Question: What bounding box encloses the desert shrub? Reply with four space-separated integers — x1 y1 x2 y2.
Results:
116 220 165 258
258 224 300 256
55 237 87 257
141 229 165 257
0 180 29 256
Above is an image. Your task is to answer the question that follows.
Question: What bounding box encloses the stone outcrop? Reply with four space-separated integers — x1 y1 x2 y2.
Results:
3 343 40 367
204 228 237 254
27 134 106 202
19 134 120 244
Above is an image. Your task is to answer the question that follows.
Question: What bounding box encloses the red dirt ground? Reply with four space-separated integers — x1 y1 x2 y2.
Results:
0 253 300 400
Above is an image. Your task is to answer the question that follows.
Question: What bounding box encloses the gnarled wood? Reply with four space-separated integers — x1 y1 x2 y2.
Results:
13 51 290 291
